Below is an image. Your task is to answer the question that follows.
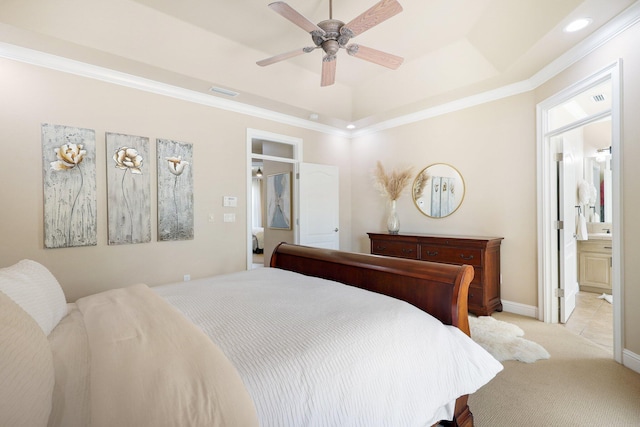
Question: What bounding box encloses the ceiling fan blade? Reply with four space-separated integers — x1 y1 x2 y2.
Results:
321 56 337 87
268 2 326 35
257 47 316 66
346 44 403 69
341 0 402 38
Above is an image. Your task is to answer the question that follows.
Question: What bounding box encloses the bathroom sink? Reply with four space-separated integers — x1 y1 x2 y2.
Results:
588 233 612 240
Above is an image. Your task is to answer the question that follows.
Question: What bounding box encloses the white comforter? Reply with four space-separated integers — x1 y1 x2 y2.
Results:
48 284 259 427
154 267 503 427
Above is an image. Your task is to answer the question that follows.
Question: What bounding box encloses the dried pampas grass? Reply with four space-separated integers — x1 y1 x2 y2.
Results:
413 170 429 199
373 161 413 201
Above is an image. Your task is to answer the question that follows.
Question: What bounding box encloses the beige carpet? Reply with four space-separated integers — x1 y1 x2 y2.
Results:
468 312 640 426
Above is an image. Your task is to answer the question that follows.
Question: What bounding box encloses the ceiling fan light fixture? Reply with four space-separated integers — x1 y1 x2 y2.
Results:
257 0 404 86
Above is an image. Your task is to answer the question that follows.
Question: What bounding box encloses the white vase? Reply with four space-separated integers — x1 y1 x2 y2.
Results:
387 200 400 234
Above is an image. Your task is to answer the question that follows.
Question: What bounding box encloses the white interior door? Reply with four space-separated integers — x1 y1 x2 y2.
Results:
558 137 578 323
298 162 339 249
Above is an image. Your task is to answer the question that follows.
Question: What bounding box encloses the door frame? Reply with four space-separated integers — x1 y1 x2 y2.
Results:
536 61 623 363
246 129 302 269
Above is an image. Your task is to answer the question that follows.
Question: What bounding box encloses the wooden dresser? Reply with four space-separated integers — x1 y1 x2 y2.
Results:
368 233 503 316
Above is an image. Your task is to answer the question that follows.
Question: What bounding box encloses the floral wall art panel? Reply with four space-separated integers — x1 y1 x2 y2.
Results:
267 172 291 230
42 123 97 248
106 132 151 245
157 139 193 241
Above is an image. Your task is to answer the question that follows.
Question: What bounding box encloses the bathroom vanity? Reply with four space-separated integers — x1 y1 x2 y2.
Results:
578 224 612 293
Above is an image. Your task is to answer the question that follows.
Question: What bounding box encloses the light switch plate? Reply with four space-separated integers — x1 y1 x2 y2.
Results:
223 196 238 207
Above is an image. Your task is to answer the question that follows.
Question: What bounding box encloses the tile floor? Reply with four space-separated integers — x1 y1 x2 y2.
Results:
563 291 613 354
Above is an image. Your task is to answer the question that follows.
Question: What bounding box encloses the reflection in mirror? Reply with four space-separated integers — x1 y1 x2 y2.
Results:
412 164 465 218
581 115 612 223
584 151 612 223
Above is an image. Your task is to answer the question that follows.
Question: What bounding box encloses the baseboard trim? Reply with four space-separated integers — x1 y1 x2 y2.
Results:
501 300 538 318
622 349 640 374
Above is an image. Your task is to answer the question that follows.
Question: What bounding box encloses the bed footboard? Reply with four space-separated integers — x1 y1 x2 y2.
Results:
270 242 474 334
270 243 477 426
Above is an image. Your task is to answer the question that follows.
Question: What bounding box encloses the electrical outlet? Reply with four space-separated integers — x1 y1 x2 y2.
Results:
223 213 236 222
183 274 190 282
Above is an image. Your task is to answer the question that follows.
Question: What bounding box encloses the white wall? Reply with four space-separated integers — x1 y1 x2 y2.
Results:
0 57 352 302
350 92 539 307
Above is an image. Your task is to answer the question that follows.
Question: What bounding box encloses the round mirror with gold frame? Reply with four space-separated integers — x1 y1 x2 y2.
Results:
412 163 465 218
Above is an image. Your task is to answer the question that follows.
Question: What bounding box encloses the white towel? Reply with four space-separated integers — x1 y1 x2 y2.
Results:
578 180 591 205
576 213 588 240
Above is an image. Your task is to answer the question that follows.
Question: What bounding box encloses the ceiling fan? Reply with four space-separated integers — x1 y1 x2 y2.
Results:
257 0 404 87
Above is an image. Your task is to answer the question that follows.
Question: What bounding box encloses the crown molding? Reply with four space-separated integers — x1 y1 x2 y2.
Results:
0 41 350 138
529 0 640 88
0 1 638 139
351 79 535 138
354 0 640 137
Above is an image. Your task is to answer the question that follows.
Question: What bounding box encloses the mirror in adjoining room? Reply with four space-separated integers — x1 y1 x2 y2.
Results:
582 118 612 223
412 164 465 218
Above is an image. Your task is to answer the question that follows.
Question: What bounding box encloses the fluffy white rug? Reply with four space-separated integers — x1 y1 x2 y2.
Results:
469 316 550 363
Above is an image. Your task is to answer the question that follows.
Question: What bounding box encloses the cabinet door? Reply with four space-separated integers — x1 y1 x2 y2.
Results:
579 252 612 290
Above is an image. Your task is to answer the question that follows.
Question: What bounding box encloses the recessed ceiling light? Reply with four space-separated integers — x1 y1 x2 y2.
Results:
563 18 592 33
346 124 356 130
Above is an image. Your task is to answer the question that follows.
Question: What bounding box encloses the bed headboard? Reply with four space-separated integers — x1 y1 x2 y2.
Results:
270 243 474 335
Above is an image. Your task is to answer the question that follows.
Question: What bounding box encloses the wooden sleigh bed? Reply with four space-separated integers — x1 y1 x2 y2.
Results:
271 242 478 427
0 243 501 427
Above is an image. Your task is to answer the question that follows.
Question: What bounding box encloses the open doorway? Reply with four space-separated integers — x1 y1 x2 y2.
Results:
537 62 622 362
246 129 301 269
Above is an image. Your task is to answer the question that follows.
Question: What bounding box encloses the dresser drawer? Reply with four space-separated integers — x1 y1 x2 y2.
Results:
419 244 482 267
371 241 419 259
468 285 484 308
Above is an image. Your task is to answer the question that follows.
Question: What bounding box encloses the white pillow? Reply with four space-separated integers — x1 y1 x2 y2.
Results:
0 290 55 426
0 260 67 336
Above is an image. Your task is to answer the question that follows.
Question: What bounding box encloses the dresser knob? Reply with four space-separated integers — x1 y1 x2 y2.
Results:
426 251 439 257
460 254 474 260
